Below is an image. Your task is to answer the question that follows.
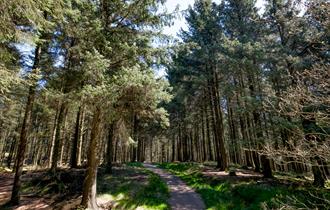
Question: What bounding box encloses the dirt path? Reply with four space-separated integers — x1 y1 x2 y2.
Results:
0 173 52 210
143 163 205 210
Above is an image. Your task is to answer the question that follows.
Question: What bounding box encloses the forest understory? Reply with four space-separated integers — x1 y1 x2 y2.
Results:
0 162 329 209
0 163 170 210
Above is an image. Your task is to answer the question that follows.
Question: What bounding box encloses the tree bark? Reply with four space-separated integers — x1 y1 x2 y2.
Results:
312 158 326 187
7 136 17 168
81 107 102 209
10 44 41 205
172 134 175 161
131 114 138 162
207 72 227 170
213 71 228 170
47 103 59 168
70 106 82 168
50 103 66 173
59 108 68 165
302 116 327 187
106 123 114 173
77 107 85 166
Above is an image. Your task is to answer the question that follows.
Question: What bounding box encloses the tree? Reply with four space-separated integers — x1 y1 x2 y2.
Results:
168 0 229 170
3 0 64 204
76 0 171 207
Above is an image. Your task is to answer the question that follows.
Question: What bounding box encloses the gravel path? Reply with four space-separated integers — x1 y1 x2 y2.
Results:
143 163 205 210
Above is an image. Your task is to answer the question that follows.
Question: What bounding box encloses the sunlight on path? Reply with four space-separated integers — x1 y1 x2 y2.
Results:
143 163 205 210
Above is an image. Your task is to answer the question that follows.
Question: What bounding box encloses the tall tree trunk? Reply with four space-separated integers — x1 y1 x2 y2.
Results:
149 136 153 162
70 106 82 168
7 136 17 168
50 103 66 173
81 107 102 209
207 70 228 170
201 107 207 161
311 157 326 187
77 107 85 166
59 108 68 165
172 134 175 161
177 124 182 162
10 44 41 205
47 103 59 168
208 82 221 168
33 131 43 166
249 75 273 178
302 116 327 187
227 96 239 164
137 137 143 162
106 123 114 173
131 114 138 162
205 103 213 161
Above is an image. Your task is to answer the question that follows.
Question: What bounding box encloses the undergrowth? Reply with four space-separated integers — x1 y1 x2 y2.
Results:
19 164 169 209
97 164 169 210
158 162 330 210
126 161 144 168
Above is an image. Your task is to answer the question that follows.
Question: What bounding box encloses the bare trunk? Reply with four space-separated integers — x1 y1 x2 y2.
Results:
50 103 66 173
11 87 36 204
81 107 102 209
71 106 82 168
59 109 68 165
7 136 17 168
106 123 114 173
10 44 42 204
208 72 227 170
48 104 59 168
131 114 138 162
77 107 85 166
302 116 327 187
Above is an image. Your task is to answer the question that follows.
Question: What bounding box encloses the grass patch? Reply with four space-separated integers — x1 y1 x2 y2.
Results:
19 165 169 209
158 162 330 210
98 165 169 210
126 162 144 168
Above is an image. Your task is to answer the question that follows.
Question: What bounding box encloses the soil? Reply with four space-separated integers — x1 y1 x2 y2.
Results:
0 173 52 210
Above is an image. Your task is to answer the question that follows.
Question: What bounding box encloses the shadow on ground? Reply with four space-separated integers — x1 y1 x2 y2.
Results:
158 162 330 210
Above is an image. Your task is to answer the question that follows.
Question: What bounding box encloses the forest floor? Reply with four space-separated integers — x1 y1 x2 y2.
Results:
1 163 329 210
0 171 54 210
143 163 205 210
0 164 169 210
158 162 330 210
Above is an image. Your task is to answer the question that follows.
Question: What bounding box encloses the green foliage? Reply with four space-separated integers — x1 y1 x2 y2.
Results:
126 162 144 168
0 0 51 42
158 162 330 210
98 166 169 210
111 65 172 130
19 167 170 209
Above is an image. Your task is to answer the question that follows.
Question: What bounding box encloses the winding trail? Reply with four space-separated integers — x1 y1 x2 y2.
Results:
143 163 205 210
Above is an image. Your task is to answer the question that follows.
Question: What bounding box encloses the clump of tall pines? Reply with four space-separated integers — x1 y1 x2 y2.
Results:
1 0 171 208
0 0 329 209
166 0 329 187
